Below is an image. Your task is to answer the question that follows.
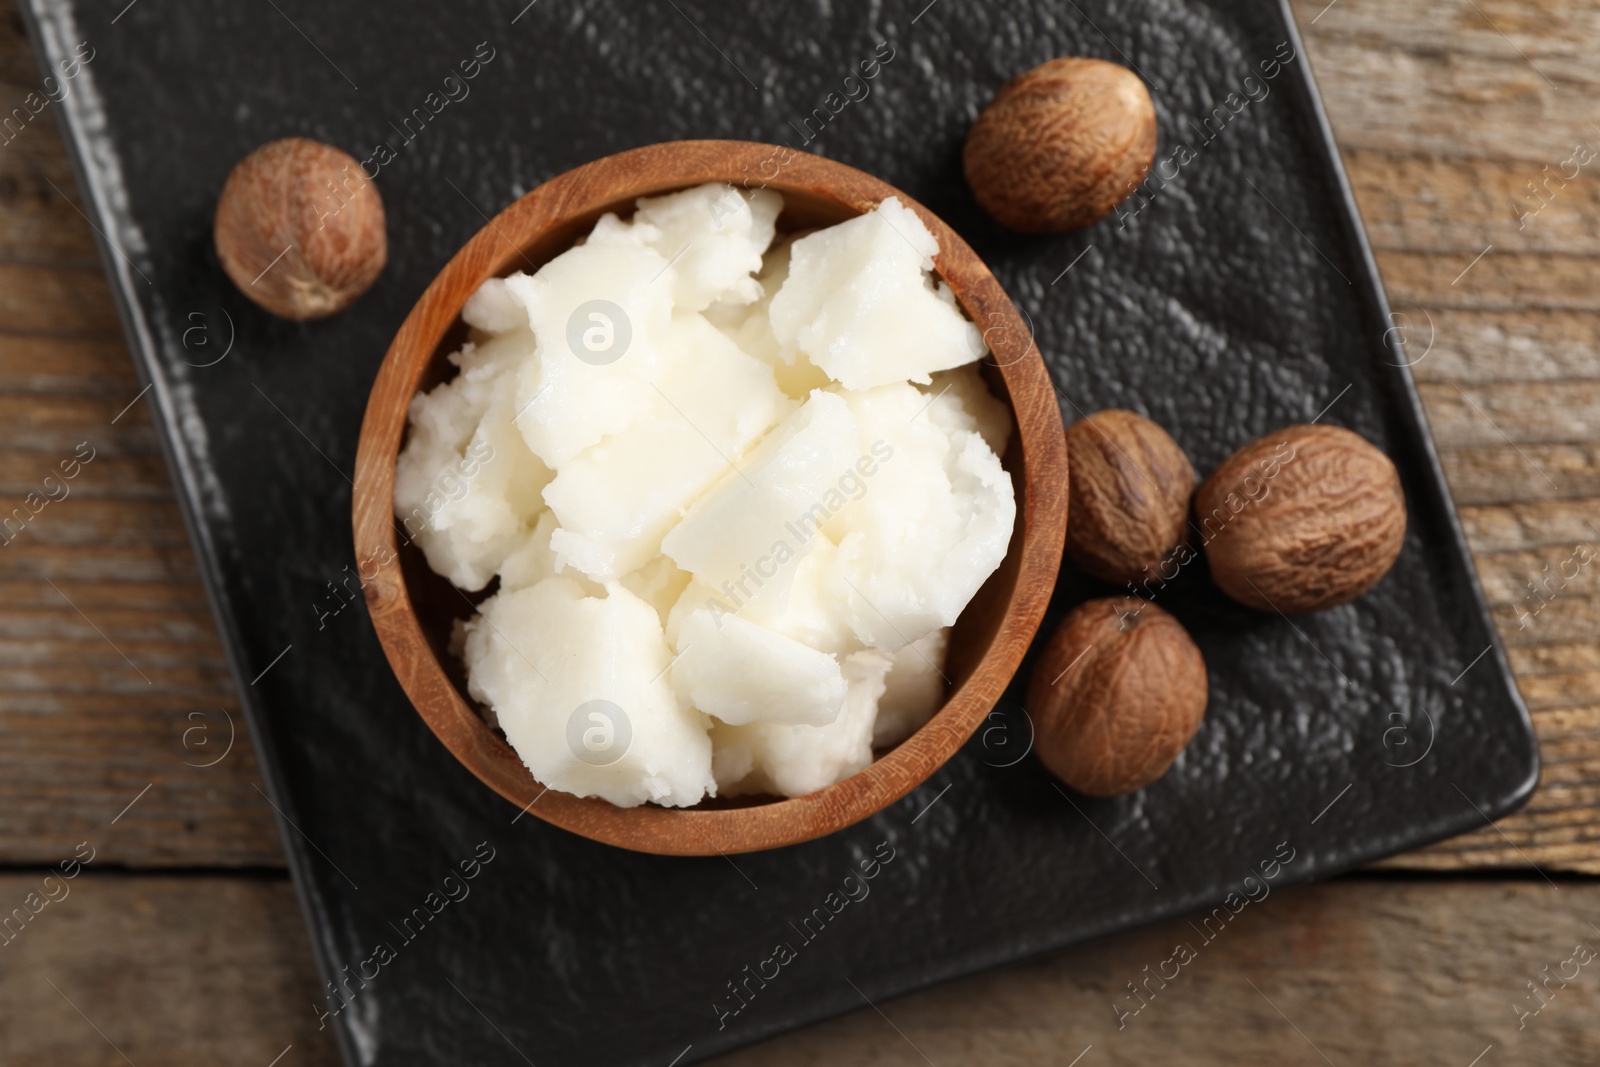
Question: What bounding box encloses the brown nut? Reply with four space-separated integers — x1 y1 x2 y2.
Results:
1197 424 1406 614
1027 597 1207 797
963 57 1157 233
214 137 386 320
1065 410 1196 585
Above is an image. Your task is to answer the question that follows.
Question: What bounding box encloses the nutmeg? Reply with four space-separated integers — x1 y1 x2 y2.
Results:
963 57 1157 233
214 137 386 320
1197 424 1406 614
1027 597 1207 797
1065 410 1196 585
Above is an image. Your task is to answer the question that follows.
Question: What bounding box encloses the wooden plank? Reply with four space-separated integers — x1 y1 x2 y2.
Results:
0 262 122 334
707 876 1595 1066
0 142 98 266
0 2 278 866
1441 444 1600 505
1473 547 1599 606
0 873 339 1065
0 335 139 393
1460 499 1600 551
1398 307 1600 385
1510 639 1600 673
1420 379 1600 447
1 873 1593 1066
1284 0 1600 871
0 392 161 439
1289 0 1599 161
0 454 172 501
1377 248 1600 312
1347 150 1600 257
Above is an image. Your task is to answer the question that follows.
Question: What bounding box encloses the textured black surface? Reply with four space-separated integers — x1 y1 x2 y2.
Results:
23 1 1536 1064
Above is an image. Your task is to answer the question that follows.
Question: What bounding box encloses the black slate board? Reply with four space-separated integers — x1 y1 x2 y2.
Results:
22 0 1537 1063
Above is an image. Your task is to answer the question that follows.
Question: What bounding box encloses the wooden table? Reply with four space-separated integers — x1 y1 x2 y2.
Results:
3 1 1597 1062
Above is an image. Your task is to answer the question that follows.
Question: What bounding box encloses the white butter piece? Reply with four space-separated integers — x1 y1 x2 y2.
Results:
825 383 1016 650
921 365 1014 457
617 554 693 627
768 198 985 390
672 609 846 727
711 235 832 398
462 577 714 808
872 628 950 747
666 535 855 658
394 328 552 591
497 510 561 593
712 649 887 797
589 184 782 311
461 277 525 334
660 390 860 611
543 310 789 580
503 241 675 468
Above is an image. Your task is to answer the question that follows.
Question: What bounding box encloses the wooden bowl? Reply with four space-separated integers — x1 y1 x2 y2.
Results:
352 140 1067 854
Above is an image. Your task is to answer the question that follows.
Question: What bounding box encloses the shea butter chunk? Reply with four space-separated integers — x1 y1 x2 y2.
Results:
504 241 674 468
769 198 985 390
394 327 552 591
461 277 525 334
589 184 781 312
712 236 831 398
711 649 887 796
672 609 847 727
496 510 563 593
544 311 789 581
667 536 854 658
827 384 1015 649
921 365 1014 457
661 390 860 610
463 577 714 807
872 628 950 747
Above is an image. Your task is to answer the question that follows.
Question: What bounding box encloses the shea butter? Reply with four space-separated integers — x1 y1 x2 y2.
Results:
396 184 1016 807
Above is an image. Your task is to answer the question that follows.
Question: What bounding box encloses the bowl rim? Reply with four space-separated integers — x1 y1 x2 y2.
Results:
352 139 1067 854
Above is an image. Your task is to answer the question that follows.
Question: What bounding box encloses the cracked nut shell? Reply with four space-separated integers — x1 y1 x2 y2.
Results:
1198 424 1406 614
1027 597 1207 797
963 57 1157 233
214 137 386 320
1065 409 1197 585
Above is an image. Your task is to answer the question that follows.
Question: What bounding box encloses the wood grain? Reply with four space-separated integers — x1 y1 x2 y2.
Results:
710 876 1600 1067
1288 0 1600 872
0 872 339 1066
11 871 1591 1067
0 4 279 867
